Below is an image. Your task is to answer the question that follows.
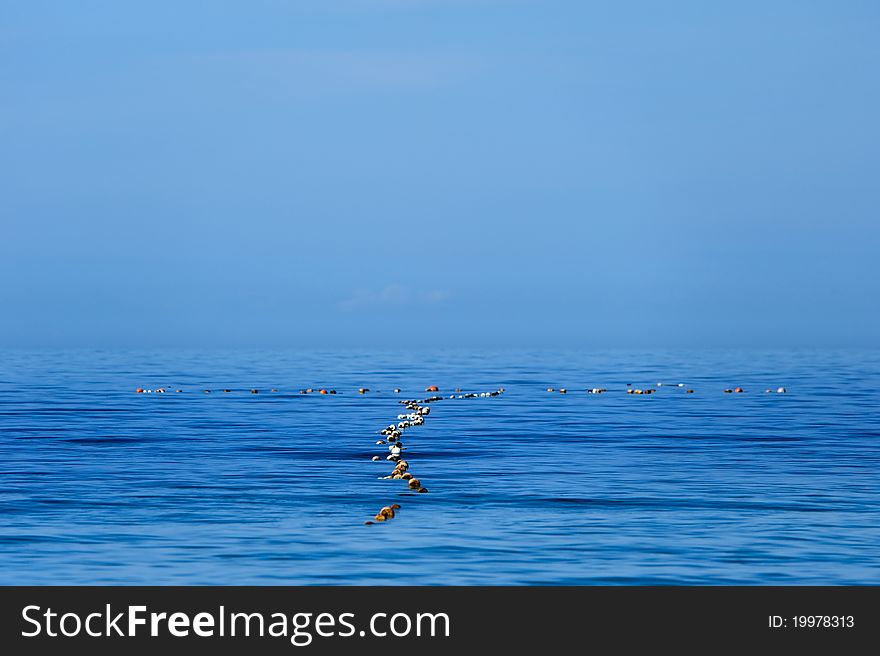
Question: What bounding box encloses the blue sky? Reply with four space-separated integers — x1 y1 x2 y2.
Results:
1 0 878 348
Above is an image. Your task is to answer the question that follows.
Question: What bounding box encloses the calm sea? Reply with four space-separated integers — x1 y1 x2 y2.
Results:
1 349 878 584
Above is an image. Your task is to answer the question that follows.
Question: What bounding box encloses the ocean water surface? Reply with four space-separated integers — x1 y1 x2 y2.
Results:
0 348 878 585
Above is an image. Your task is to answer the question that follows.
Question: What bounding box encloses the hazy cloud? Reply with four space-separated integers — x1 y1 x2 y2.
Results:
205 49 480 96
337 283 450 312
